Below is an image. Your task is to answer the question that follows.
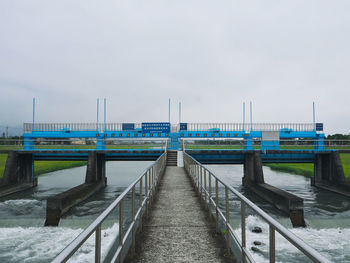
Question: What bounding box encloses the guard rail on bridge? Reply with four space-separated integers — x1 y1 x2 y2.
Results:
52 151 167 263
23 122 317 133
183 152 331 263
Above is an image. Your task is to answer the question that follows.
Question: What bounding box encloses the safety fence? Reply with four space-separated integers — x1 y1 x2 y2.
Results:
52 151 167 263
183 152 331 263
24 123 317 133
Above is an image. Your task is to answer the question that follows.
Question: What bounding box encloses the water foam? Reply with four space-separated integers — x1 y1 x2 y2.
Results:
234 215 350 263
0 223 119 263
0 199 45 217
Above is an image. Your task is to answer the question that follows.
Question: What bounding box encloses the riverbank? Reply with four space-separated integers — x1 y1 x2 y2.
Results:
266 153 350 178
0 154 86 180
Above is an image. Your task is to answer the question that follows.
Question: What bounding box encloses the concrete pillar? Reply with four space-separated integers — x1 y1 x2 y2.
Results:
85 152 106 185
243 151 305 227
243 151 264 186
45 152 107 226
2 152 33 185
313 152 350 196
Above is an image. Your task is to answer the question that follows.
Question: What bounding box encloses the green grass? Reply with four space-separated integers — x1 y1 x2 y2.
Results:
265 163 314 177
266 153 350 179
33 161 87 176
0 154 7 180
0 144 163 151
0 153 86 180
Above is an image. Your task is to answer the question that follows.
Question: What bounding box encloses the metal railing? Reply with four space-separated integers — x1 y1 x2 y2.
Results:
24 123 317 133
183 152 332 263
185 123 316 132
52 151 167 263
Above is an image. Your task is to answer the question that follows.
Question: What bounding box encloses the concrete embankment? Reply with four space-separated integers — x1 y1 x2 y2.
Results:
45 152 107 226
0 152 37 198
243 151 306 227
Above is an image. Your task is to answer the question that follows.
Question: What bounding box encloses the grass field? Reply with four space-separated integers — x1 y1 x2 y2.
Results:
0 144 163 150
0 153 87 180
266 153 350 178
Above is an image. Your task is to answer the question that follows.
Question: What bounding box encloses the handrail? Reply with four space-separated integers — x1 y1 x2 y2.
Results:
183 152 332 263
23 122 318 133
52 152 167 263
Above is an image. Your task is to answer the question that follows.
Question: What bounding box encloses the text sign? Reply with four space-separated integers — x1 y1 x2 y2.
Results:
122 123 135 131
316 123 323 131
142 122 170 133
180 123 187 131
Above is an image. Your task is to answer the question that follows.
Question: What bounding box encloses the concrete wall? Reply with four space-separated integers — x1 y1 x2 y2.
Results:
45 152 107 226
0 152 37 198
313 151 350 197
243 151 305 227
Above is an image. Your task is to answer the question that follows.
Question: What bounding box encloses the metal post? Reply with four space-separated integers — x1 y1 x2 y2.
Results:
168 98 171 123
119 200 123 263
225 187 230 254
243 102 245 132
145 172 149 216
204 169 207 205
241 201 246 263
270 225 276 263
200 167 203 201
250 101 252 131
215 178 219 234
32 98 35 131
96 98 99 131
131 186 136 255
208 172 212 221
313 102 316 130
179 102 181 124
104 98 106 132
95 225 101 263
139 178 143 232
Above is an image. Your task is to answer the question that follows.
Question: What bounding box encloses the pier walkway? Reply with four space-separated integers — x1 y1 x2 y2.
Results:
128 166 234 263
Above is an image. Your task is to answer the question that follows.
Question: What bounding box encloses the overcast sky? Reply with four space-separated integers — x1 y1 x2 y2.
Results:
0 0 349 134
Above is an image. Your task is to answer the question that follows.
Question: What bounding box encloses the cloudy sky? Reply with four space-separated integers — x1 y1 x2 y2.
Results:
0 0 349 134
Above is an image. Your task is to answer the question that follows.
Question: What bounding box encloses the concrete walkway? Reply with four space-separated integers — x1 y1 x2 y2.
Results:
127 166 234 263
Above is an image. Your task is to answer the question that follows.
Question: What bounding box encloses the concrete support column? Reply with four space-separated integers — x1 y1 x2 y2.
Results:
243 151 264 186
85 152 106 185
313 152 350 196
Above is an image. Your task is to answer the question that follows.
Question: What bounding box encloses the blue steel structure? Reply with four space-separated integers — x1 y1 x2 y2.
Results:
23 122 325 151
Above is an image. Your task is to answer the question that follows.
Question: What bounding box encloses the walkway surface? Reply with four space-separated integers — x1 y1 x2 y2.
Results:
128 166 234 263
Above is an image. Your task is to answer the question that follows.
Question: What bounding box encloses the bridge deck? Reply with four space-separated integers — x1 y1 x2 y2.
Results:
128 166 234 263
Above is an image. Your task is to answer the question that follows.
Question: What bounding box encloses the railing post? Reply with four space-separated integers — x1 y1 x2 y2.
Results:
241 201 246 263
200 166 203 201
145 172 149 216
225 187 230 255
131 186 136 256
269 225 276 263
208 172 212 221
95 225 101 263
204 169 207 206
119 200 123 263
139 178 143 232
215 178 219 234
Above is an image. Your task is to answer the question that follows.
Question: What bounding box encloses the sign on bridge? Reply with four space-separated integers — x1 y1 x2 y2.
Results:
142 122 170 133
122 123 135 131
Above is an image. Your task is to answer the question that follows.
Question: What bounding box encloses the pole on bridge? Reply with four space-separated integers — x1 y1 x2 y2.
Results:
313 102 315 131
104 98 106 132
168 98 171 123
96 98 99 131
32 97 35 131
250 101 252 131
243 102 245 132
179 102 181 124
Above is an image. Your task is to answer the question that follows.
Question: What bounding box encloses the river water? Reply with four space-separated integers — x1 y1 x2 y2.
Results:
207 165 350 263
0 161 152 263
0 163 349 262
